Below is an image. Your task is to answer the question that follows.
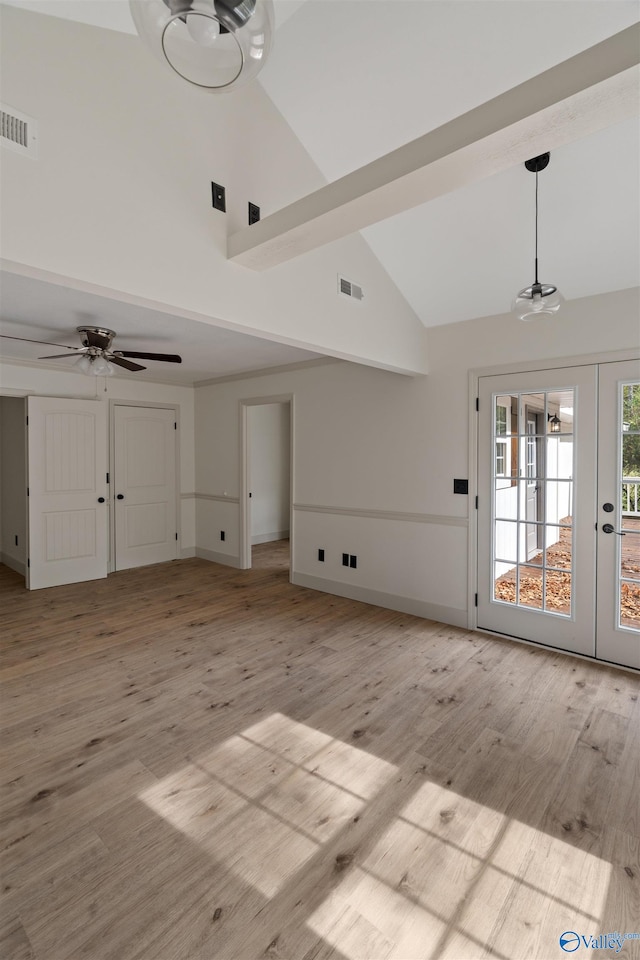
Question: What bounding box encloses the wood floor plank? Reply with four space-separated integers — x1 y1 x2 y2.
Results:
1 546 638 960
0 916 35 960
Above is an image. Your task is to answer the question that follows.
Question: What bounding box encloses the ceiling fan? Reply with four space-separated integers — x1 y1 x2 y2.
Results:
1 326 182 375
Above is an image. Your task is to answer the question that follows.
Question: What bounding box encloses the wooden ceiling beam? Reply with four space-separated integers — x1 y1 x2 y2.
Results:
228 24 640 270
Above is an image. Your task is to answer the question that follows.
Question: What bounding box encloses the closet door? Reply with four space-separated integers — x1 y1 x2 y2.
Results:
28 396 108 589
113 405 177 570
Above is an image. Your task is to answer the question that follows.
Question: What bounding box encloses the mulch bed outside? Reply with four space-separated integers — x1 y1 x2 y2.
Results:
494 517 640 627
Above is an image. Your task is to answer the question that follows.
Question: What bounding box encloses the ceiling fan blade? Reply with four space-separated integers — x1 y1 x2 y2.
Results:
110 356 146 372
119 351 182 363
38 352 84 359
1 334 76 349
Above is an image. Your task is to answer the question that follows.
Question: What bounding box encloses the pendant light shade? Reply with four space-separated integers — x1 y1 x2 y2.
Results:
512 283 563 322
512 152 563 321
130 0 274 91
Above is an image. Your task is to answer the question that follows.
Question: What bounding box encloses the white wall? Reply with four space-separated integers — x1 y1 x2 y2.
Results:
249 403 290 545
0 396 27 575
194 288 640 627
0 361 196 556
0 4 427 375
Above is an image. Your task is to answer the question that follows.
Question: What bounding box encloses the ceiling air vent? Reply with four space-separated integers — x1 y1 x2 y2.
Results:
1 104 38 158
338 275 364 302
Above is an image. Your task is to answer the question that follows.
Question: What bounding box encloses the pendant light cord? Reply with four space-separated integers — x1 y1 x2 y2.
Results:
534 167 539 285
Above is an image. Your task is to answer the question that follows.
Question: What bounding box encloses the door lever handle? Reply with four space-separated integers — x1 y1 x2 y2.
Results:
602 523 625 536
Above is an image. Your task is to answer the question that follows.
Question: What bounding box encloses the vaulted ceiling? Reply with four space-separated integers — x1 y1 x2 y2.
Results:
1 0 638 383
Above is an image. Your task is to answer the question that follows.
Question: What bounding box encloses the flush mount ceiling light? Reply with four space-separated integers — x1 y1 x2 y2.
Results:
512 152 563 322
130 0 274 91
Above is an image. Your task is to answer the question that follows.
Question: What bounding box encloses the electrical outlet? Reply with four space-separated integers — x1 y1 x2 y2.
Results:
248 202 260 224
453 478 469 494
211 182 226 212
342 553 349 566
220 530 225 542
318 549 325 562
349 555 357 569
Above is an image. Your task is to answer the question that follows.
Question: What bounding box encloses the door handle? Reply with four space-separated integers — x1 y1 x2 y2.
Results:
602 523 625 536
97 497 105 503
116 494 125 500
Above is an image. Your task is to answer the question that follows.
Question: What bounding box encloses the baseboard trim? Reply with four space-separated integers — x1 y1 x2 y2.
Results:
180 547 196 559
291 572 467 627
0 552 26 577
195 547 242 569
251 531 290 545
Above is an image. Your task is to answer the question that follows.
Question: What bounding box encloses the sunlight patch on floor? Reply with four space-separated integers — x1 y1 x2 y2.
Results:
139 712 397 898
307 780 612 960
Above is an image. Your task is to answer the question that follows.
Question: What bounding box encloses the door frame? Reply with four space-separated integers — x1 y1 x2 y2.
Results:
109 400 180 573
239 394 294 572
468 348 639 649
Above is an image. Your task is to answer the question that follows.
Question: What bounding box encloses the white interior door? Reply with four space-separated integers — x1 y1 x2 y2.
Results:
27 396 108 589
478 360 640 670
596 359 640 668
113 405 177 571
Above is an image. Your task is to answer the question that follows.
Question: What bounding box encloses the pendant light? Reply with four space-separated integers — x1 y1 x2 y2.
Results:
512 152 563 321
129 0 274 92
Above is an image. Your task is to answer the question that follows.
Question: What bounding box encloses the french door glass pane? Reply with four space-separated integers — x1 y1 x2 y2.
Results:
543 526 572 569
546 571 572 615
492 389 575 618
518 565 543 609
618 382 640 631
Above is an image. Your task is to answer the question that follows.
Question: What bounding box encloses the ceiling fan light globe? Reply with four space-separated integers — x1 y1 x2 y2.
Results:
129 0 274 91
91 355 115 376
75 355 92 374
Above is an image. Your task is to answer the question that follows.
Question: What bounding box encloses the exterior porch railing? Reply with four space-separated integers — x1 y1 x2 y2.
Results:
622 477 640 516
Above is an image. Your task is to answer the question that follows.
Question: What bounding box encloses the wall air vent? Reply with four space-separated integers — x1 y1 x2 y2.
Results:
338 275 364 302
1 104 38 158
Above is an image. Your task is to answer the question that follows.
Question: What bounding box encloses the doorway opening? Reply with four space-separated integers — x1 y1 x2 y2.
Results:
240 397 293 575
0 395 27 585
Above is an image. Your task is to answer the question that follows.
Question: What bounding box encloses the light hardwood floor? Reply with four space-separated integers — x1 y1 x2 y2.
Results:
1 543 639 960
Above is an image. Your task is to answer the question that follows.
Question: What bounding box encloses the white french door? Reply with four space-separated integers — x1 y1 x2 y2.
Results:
27 396 108 589
596 360 640 668
477 359 640 670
